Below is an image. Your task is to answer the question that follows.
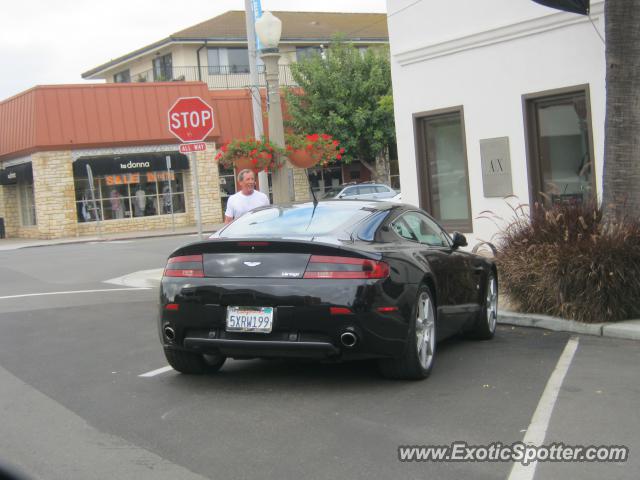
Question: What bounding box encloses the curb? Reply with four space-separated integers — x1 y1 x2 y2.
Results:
498 311 640 341
0 228 223 251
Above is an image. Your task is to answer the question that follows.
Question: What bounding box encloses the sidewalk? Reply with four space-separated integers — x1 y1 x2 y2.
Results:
0 223 225 251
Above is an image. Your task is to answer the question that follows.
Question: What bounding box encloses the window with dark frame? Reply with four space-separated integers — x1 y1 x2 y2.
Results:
18 180 36 226
207 48 221 74
152 54 173 81
524 87 595 207
415 108 473 233
296 46 322 62
113 70 131 83
227 48 250 74
74 171 186 222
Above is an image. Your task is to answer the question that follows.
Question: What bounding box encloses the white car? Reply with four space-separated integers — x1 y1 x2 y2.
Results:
322 183 398 200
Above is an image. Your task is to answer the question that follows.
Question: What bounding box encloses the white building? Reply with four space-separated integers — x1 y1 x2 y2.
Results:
387 0 604 244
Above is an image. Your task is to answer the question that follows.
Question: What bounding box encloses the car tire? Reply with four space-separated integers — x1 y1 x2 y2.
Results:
468 273 498 340
164 348 226 374
378 285 436 380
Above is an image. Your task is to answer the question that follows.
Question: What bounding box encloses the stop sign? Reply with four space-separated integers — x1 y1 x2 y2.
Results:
168 97 215 143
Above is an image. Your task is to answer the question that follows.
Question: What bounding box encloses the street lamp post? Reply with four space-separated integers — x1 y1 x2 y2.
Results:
255 11 294 204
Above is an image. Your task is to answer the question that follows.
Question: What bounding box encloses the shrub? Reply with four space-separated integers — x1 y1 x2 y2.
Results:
495 200 640 323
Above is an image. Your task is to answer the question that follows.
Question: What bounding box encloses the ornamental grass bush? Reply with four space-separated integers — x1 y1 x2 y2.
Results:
494 200 640 323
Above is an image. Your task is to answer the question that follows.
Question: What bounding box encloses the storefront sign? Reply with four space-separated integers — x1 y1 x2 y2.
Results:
0 162 33 185
73 153 189 177
480 137 513 198
104 171 175 186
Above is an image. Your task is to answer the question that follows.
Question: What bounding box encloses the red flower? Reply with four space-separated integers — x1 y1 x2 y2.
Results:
333 140 339 146
339 148 345 154
321 134 331 140
251 158 258 165
306 133 319 143
305 144 313 151
286 145 293 151
266 153 273 159
336 154 342 160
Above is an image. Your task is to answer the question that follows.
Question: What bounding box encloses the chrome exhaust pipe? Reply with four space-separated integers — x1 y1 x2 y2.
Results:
340 331 358 348
164 326 176 341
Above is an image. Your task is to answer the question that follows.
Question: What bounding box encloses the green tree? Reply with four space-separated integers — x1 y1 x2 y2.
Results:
285 41 396 179
602 0 640 223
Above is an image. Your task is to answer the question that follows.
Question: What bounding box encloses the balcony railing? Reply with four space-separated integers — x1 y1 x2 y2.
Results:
124 65 297 89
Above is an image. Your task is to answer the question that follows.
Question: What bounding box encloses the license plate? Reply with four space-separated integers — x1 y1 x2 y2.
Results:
226 306 274 333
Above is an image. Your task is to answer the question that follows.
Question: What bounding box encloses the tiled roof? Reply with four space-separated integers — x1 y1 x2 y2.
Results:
173 11 388 41
82 11 387 78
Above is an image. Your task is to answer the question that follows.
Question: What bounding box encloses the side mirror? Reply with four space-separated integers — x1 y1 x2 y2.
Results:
451 232 467 249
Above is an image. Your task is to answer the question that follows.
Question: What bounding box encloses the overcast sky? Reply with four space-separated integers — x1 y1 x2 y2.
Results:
1 0 387 100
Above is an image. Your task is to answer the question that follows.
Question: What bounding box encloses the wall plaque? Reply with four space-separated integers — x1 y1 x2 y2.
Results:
480 137 513 197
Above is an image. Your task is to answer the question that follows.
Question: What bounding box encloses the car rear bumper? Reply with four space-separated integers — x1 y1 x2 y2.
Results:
159 277 418 360
181 337 340 359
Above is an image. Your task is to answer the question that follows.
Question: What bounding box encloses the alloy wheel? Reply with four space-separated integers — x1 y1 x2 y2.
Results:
486 276 498 333
415 291 435 370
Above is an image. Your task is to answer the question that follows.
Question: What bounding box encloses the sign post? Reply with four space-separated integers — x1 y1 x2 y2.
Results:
86 165 101 238
165 155 175 232
244 0 269 196
168 97 215 240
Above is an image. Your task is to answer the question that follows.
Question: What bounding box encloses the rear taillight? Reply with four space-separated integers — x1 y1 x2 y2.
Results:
303 255 389 279
164 254 204 278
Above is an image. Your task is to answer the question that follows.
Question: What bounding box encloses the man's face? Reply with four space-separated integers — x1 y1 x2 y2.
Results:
239 172 256 194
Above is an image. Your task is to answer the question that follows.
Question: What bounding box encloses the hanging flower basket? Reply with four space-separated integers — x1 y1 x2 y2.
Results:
285 133 346 168
288 149 319 168
214 138 285 174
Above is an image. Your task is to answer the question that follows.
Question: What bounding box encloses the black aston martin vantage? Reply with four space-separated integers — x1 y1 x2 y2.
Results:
158 200 498 380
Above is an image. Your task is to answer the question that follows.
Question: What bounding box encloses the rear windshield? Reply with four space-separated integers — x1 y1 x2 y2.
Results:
219 203 376 238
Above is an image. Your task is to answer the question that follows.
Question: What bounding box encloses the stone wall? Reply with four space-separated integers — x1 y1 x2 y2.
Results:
77 212 193 236
292 167 311 202
0 182 41 239
31 150 78 239
186 142 223 225
1 184 19 238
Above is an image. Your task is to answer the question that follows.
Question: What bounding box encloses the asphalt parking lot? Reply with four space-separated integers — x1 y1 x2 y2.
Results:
0 236 637 480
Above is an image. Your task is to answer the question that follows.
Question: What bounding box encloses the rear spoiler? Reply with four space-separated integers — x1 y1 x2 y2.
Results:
170 238 382 261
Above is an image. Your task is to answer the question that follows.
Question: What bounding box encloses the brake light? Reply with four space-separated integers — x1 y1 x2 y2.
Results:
330 306 354 315
376 306 399 313
303 255 389 279
164 254 204 278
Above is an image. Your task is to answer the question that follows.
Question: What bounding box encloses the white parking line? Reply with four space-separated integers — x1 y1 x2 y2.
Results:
0 287 151 300
139 366 174 377
508 336 579 480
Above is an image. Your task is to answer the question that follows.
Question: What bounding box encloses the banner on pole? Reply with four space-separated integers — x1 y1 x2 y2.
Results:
251 0 263 49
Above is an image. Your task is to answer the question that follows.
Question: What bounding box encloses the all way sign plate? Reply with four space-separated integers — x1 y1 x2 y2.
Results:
179 142 207 153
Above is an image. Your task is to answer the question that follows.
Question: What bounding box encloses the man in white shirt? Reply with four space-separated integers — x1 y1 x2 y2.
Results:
224 169 270 223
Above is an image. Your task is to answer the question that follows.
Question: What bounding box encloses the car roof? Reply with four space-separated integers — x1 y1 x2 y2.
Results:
339 182 390 188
